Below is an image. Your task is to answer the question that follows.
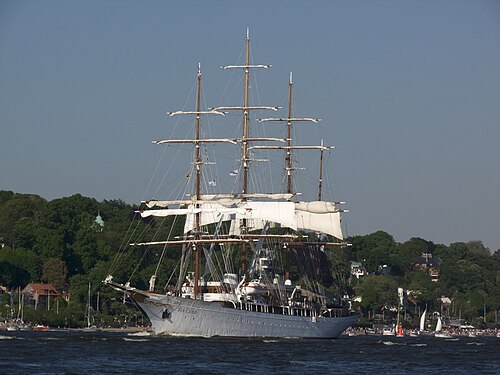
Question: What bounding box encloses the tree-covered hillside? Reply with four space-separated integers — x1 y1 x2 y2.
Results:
0 191 498 328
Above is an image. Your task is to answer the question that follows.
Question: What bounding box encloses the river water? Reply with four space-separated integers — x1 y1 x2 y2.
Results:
2 330 498 374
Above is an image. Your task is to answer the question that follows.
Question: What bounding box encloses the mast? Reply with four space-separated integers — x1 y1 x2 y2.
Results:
258 73 321 197
215 28 277 275
243 28 250 195
87 282 91 328
194 63 202 299
286 73 293 194
241 29 250 274
154 65 225 298
318 139 324 201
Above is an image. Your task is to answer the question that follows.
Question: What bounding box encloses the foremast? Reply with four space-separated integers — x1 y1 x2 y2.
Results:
154 64 226 298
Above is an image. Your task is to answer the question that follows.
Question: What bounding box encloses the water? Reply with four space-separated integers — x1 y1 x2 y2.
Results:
2 330 499 374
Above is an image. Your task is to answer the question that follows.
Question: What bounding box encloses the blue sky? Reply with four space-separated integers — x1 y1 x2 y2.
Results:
1 1 499 251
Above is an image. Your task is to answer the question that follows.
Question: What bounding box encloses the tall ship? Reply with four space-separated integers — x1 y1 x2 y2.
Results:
105 29 358 338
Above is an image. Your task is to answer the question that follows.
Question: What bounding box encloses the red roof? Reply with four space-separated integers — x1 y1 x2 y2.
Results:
23 283 61 296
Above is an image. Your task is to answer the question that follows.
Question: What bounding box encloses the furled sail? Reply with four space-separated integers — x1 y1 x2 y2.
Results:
140 206 246 219
144 193 294 209
295 201 337 214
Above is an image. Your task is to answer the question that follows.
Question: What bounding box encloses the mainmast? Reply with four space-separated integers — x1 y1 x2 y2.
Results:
242 29 250 195
193 64 202 299
214 28 278 274
286 73 293 194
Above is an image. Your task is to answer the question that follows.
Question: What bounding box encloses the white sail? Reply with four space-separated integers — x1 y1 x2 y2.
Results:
243 201 296 229
184 201 296 233
435 316 442 332
176 200 343 238
229 218 270 235
295 210 343 240
183 203 233 233
419 309 427 331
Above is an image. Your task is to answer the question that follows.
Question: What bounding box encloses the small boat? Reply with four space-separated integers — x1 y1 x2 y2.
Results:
396 324 404 337
82 283 99 332
32 324 49 331
383 326 395 336
435 332 453 338
434 316 452 338
395 288 404 337
6 324 19 332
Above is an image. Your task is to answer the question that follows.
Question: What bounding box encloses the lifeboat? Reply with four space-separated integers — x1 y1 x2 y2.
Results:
242 279 268 296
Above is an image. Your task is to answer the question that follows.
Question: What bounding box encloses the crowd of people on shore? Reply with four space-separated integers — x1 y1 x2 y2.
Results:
344 326 500 337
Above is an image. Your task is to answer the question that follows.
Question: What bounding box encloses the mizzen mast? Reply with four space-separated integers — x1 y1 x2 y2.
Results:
258 72 323 197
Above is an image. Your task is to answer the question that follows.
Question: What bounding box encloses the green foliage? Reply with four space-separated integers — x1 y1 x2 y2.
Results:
326 247 351 294
0 260 30 287
0 192 46 246
350 231 397 273
42 258 68 290
0 246 40 285
354 275 399 311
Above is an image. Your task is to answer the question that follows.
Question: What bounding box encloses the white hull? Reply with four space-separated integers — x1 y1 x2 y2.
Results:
128 289 357 338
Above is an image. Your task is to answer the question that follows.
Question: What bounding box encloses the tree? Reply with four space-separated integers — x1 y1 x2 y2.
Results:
0 261 30 287
0 246 40 284
355 275 399 312
42 258 68 290
390 237 434 276
0 193 46 246
405 269 440 311
350 231 397 273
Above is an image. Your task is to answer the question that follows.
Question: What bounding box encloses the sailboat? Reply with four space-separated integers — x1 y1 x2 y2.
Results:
419 308 427 333
396 287 404 337
6 289 20 331
409 307 427 336
83 283 98 331
105 29 358 338
434 315 452 338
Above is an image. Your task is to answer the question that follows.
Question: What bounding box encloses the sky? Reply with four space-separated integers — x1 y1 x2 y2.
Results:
1 0 499 251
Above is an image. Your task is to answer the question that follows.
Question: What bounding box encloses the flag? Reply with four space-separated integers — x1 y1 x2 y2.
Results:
229 169 238 177
208 180 217 187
